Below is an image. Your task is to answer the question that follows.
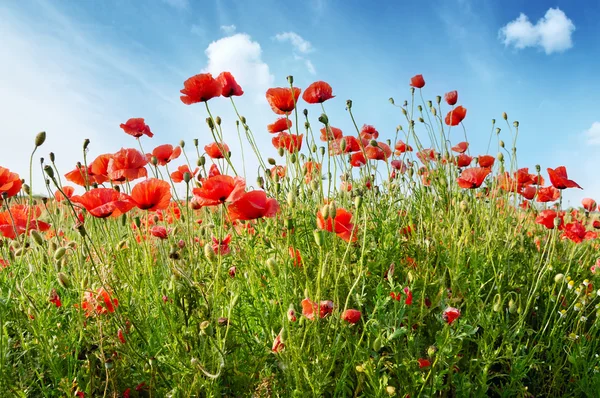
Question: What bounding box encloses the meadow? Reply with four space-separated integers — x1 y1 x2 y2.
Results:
1 72 599 397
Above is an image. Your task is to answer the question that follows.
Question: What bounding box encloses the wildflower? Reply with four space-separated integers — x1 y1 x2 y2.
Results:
131 178 171 211
287 306 297 322
455 154 473 168
410 74 425 88
204 142 230 159
547 166 582 190
478 155 495 168
445 106 467 126
349 152 367 167
320 126 343 142
107 148 148 183
316 207 357 242
418 358 431 369
443 307 460 325
289 247 302 267
120 118 153 138
341 309 362 324
180 73 222 104
536 186 560 203
365 141 392 161
272 133 303 152
444 90 458 106
54 186 75 202
582 198 597 212
416 148 437 164
535 210 564 230
146 144 181 166
217 71 243 97
302 81 335 104
192 175 246 207
267 118 292 133
301 298 334 320
394 140 413 154
49 289 62 308
456 167 491 189
118 329 126 344
170 165 198 183
0 205 51 239
359 125 379 140
150 226 168 239
561 221 597 243
79 287 119 317
0 166 23 198
451 141 468 153
272 329 285 353
212 234 231 256
266 87 301 114
227 190 280 221
71 188 136 218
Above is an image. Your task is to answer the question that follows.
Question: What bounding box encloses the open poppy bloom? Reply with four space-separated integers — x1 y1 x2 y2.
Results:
272 329 285 353
0 204 51 239
410 74 425 88
304 161 321 183
445 106 467 126
395 140 413 154
561 221 597 243
227 190 280 221
320 126 343 142
0 166 23 198
71 188 136 218
170 165 199 183
120 118 153 138
302 81 334 104
49 289 62 308
365 141 392 161
519 185 536 200
79 287 119 317
547 166 582 190
267 118 292 133
451 141 468 153
272 133 303 153
444 90 458 106
341 309 361 324
330 136 361 155
180 73 222 104
89 154 112 183
301 298 334 320
316 207 357 242
65 164 106 187
192 175 246 207
266 87 301 114
536 186 560 203
54 186 75 202
270 165 286 179
131 178 171 211
535 209 564 230
391 160 408 174
146 144 182 166
582 198 597 212
205 142 230 159
212 234 232 256
416 149 437 164
418 358 431 369
477 155 495 168
150 225 168 239
443 307 460 325
217 72 243 97
359 125 379 140
456 167 491 189
455 154 473 168
107 148 148 183
350 151 367 167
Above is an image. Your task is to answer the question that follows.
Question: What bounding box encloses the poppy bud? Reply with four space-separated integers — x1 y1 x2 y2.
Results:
431 108 437 117
57 272 71 288
134 216 141 229
340 138 347 152
372 336 382 351
310 180 320 191
198 156 206 166
44 165 54 179
200 320 214 336
287 75 294 85
513 121 519 128
304 121 311 130
427 100 432 108
328 202 337 219
290 153 297 164
183 172 192 183
369 139 377 147
193 138 199 147
410 87 415 94
502 112 508 120
459 200 468 212
206 118 214 129
535 164 541 173
83 138 90 150
497 152 504 162
318 113 329 125
267 157 276 166
228 266 236 278
35 131 47 147
493 294 502 312
49 152 55 162
287 191 296 207
401 108 407 116
240 115 247 124
30 230 44 246
508 299 517 314
346 99 352 109
215 116 221 126
354 195 363 209
389 97 395 105
418 117 424 123
313 229 324 247
204 243 216 261
436 95 441 104
22 184 30 195
54 247 66 261
417 105 422 112
256 176 264 188
553 217 562 228
385 386 396 396
114 185 120 193
499 140 505 148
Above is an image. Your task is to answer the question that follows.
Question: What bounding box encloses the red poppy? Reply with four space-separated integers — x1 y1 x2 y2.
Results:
49 289 62 308
192 175 246 207
302 81 334 104
54 186 75 202
272 330 285 353
444 90 458 106
561 221 597 243
478 155 495 168
0 204 51 239
120 118 153 138
341 309 361 324
455 154 473 168
593 220 600 229
180 73 222 104
71 188 136 218
266 87 301 114
519 185 536 200
391 160 408 173
289 247 302 267
301 298 334 320
410 74 425 88
416 149 437 164
150 225 168 239
536 186 560 203
330 136 361 155
267 118 292 133
445 106 467 126
270 165 286 179
0 166 23 198
320 126 343 142
456 167 490 189
227 190 280 221
107 148 148 183
365 141 392 161
89 154 111 183
394 140 413 154
131 178 171 211
118 329 126 344
443 307 460 325
79 287 119 317
582 198 597 212
212 234 231 256
451 141 468 153
146 144 182 166
359 125 379 140
217 72 243 97
535 209 564 230
304 161 321 183
418 358 431 369
170 165 199 183
547 166 582 190
403 287 413 305
317 207 357 242
272 133 303 153
350 151 366 167
205 142 230 159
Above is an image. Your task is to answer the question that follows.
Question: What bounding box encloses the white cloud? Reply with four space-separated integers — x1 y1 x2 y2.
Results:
584 122 600 145
162 0 189 10
499 8 575 54
305 59 316 75
274 32 314 54
220 25 236 35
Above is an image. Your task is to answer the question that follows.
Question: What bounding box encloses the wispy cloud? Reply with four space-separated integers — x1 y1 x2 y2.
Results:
274 32 314 54
584 122 600 145
220 25 236 35
499 8 575 54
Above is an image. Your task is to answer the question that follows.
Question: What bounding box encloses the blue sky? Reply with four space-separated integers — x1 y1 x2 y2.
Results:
1 0 599 205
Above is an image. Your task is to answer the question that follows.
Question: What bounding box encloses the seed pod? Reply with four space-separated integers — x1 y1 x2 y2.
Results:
193 138 199 147
54 247 66 261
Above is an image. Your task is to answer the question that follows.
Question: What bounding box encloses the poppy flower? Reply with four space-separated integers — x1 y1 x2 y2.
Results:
71 188 136 218
359 125 379 140
120 118 153 138
445 106 467 126
65 165 97 187
391 160 407 173
410 74 425 88
217 72 243 97
341 309 361 324
180 73 222 104
272 330 285 353
0 166 23 198
212 234 231 256
49 289 62 308
227 190 280 221
478 155 495 168
403 287 413 305
301 298 334 320
320 126 343 142
266 87 301 114
416 149 437 164
267 118 292 133
394 140 413 154
561 221 597 243
547 166 582 190
107 148 148 183
79 287 119 317
205 142 230 159
0 259 9 270
304 161 321 183
302 81 334 104
350 152 366 167
456 167 491 189
444 90 458 106
131 178 171 211
443 307 460 325
192 175 246 207
536 186 560 203
170 165 199 183
270 165 286 179
418 358 431 369
0 204 51 239
118 329 126 344
289 247 302 267
455 154 473 168
272 133 303 153
365 141 392 161
593 220 600 229
54 186 75 202
330 136 361 155
146 144 182 166
451 141 468 154
535 209 563 230
519 185 536 200
316 207 357 242
582 198 597 212
150 225 168 239
89 154 111 184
